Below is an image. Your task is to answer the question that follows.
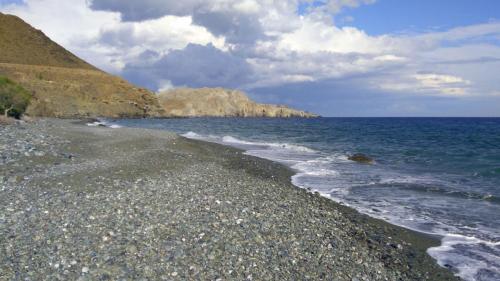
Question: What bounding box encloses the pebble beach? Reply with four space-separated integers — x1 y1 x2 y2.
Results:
0 119 459 280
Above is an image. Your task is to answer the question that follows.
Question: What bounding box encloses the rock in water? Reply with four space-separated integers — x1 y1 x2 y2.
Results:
348 153 374 164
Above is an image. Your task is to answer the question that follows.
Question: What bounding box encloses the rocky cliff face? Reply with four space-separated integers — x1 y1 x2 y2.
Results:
158 88 318 118
0 13 163 118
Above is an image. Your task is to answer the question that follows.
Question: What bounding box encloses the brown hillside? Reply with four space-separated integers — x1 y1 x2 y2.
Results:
0 12 95 69
0 13 163 117
0 63 162 118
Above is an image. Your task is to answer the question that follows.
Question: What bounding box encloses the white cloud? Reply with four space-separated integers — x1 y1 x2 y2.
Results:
157 80 175 93
414 73 470 87
2 0 117 45
323 0 376 14
233 0 261 14
96 15 226 71
276 17 399 54
99 16 225 50
414 73 472 96
380 73 472 96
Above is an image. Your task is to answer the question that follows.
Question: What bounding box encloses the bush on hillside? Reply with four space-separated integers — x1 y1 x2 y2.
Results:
0 76 32 118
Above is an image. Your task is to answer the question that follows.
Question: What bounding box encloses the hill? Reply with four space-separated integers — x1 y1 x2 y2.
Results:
0 13 94 70
0 13 163 118
158 88 318 118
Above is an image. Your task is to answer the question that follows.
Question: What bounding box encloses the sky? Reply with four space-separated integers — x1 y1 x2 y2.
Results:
1 0 500 117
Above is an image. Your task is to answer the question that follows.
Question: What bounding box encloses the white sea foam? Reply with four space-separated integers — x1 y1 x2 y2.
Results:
182 131 203 138
86 121 103 127
379 175 447 186
222 135 260 145
301 169 340 176
221 135 317 153
292 159 340 177
87 121 122 129
183 133 318 154
428 234 500 281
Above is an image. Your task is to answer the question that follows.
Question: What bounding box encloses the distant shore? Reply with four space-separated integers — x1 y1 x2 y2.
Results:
0 119 458 280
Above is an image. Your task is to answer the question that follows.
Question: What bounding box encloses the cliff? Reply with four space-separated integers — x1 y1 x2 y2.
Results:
0 13 163 118
158 88 318 118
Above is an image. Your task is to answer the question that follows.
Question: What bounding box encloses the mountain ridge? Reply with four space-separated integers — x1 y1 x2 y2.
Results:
158 87 318 118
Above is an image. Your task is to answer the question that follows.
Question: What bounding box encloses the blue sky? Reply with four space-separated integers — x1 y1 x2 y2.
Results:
336 0 500 34
0 0 21 5
1 0 500 116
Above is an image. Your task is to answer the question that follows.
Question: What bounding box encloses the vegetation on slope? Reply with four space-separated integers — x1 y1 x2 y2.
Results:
0 75 31 118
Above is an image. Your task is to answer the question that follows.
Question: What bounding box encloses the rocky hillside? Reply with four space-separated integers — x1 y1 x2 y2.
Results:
158 88 318 118
0 13 163 118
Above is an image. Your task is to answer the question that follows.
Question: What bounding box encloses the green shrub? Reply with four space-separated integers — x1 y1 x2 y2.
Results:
0 76 32 118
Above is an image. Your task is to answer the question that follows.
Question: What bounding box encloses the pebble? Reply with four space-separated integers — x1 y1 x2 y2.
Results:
0 119 458 281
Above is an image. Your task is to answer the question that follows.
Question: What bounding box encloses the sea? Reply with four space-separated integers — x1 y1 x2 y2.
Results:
108 117 500 281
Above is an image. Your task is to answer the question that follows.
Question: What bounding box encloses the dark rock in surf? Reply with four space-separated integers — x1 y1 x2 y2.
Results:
348 153 374 164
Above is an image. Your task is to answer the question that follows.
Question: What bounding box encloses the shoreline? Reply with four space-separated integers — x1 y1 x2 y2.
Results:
0 119 459 280
186 136 446 245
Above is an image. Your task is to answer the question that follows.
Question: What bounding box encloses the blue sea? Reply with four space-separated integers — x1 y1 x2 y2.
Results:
109 117 500 281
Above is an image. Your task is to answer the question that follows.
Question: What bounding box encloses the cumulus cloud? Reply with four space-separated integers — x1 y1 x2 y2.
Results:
98 16 224 50
95 15 226 71
275 17 398 54
123 44 253 90
89 0 205 21
379 73 473 96
90 0 268 45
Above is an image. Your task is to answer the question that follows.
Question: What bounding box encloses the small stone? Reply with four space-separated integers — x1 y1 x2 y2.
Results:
82 267 89 274
171 272 178 277
126 245 138 254
8 176 23 183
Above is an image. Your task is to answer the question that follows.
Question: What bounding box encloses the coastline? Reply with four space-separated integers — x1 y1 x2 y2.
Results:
0 119 458 280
